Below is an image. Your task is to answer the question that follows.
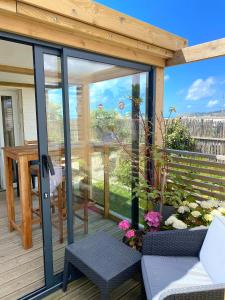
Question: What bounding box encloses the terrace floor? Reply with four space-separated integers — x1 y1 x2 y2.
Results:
0 190 141 300
44 277 141 300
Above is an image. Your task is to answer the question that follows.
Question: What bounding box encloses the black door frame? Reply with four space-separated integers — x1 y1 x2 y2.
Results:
0 31 155 299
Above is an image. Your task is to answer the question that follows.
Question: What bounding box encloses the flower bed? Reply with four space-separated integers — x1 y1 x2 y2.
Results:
118 200 225 251
165 200 225 229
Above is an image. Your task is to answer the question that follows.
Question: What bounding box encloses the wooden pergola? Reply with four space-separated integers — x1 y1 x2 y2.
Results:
0 1 225 298
0 0 224 145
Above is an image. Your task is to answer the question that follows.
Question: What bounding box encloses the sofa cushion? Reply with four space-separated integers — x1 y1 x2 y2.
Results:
200 216 225 284
142 255 213 300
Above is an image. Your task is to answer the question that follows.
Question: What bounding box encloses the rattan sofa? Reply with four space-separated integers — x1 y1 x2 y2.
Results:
141 216 225 300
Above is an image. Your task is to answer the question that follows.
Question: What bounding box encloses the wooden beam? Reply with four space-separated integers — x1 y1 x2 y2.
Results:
154 67 164 147
18 0 187 51
0 12 165 67
167 38 225 66
84 67 141 84
0 81 34 88
0 0 16 13
0 64 34 75
17 3 173 59
153 67 164 187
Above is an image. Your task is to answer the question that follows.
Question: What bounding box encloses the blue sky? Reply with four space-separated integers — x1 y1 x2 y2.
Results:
95 0 225 116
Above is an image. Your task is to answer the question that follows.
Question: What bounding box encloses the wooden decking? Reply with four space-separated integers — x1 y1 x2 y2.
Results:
44 277 141 300
0 190 141 300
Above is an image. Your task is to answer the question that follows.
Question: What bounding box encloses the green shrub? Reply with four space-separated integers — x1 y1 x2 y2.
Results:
166 118 196 151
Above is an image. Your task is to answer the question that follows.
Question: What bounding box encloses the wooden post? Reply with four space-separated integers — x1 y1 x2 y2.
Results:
154 67 164 187
154 67 164 147
131 74 140 229
18 155 32 249
103 145 110 218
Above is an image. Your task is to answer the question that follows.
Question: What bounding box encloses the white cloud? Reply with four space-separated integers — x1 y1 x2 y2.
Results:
186 77 215 100
164 74 170 81
187 105 192 109
207 99 219 108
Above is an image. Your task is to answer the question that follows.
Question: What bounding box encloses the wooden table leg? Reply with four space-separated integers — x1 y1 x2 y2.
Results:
18 156 32 249
4 154 15 232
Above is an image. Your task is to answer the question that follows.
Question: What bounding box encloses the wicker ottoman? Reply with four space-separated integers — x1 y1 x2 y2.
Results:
62 232 141 299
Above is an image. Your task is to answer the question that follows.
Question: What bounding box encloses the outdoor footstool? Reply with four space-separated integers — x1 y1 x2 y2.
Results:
63 232 142 299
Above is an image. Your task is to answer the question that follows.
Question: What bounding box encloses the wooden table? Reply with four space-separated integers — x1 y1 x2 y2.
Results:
2 144 112 249
3 145 39 249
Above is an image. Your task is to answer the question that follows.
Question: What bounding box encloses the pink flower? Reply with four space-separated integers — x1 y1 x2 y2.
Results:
125 229 136 239
144 211 161 228
118 220 130 231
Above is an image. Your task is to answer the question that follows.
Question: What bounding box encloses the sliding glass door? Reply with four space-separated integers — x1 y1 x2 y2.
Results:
33 45 153 289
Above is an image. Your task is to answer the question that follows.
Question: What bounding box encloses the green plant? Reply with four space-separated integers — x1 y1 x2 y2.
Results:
163 174 196 207
166 118 196 151
91 109 129 141
113 154 132 187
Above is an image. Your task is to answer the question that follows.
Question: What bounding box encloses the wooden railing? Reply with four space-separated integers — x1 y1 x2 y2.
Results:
167 149 225 202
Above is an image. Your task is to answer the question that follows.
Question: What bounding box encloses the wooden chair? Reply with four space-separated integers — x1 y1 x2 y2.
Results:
24 140 39 189
30 169 92 243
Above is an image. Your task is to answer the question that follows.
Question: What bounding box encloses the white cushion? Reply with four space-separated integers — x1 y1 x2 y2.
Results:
142 256 213 300
200 216 225 283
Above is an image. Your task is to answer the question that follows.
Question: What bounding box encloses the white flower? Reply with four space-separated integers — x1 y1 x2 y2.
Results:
218 207 225 215
165 215 178 226
188 202 198 209
182 201 189 206
191 211 201 218
204 214 213 222
208 200 219 208
211 209 222 216
200 201 213 209
178 206 190 214
173 220 187 229
219 202 225 208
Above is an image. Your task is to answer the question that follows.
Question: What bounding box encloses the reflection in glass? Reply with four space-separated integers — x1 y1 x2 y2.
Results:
67 57 148 240
43 54 67 274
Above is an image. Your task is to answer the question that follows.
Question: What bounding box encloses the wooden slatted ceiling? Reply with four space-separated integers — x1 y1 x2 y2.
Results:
167 38 225 66
17 0 187 51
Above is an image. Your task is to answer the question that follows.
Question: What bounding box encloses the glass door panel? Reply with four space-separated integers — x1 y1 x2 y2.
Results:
34 45 151 291
66 55 149 239
43 54 68 275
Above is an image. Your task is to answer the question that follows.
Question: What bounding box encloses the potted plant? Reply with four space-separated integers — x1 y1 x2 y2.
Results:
118 211 162 252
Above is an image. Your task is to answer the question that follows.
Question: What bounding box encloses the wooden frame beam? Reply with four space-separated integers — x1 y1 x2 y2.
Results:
167 38 225 66
0 81 34 88
18 0 187 51
0 64 34 75
0 12 165 67
16 3 174 60
0 0 16 13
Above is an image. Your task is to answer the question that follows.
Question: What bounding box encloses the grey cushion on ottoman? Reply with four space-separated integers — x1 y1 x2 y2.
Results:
142 256 213 300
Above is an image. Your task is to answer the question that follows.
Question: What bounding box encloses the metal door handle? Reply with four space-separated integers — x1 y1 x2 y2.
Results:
42 154 55 177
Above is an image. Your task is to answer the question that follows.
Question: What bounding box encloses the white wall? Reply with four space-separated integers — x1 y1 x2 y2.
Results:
21 88 37 141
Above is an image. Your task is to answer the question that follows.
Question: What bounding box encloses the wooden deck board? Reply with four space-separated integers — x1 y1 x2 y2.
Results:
0 190 141 299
